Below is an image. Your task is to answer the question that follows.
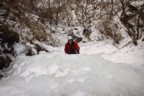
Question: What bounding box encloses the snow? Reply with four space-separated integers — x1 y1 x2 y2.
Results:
80 41 118 54
13 43 30 56
0 39 144 96
80 39 144 66
102 41 144 66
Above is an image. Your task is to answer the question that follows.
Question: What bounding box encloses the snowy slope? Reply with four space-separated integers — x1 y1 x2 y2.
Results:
80 40 144 66
0 40 144 96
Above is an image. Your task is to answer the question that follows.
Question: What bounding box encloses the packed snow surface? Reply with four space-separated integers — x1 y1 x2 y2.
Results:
0 40 144 96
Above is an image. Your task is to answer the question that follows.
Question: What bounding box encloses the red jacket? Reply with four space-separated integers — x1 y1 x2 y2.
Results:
65 41 80 54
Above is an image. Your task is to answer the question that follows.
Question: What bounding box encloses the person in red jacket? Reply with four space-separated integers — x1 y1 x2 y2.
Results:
65 36 80 54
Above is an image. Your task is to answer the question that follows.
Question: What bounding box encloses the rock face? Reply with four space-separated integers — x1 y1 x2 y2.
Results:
0 24 19 76
0 54 13 70
0 24 51 75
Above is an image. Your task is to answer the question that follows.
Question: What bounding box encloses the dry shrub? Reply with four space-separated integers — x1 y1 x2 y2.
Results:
96 20 122 44
83 27 92 41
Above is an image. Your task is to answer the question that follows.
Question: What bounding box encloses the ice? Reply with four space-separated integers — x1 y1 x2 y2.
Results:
0 53 144 96
0 37 144 96
0 87 28 96
48 65 59 75
70 91 88 96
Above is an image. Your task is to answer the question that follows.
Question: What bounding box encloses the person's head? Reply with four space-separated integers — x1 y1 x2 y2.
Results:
68 36 73 44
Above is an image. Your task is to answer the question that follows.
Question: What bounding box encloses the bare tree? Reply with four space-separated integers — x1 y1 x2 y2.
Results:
117 0 144 45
